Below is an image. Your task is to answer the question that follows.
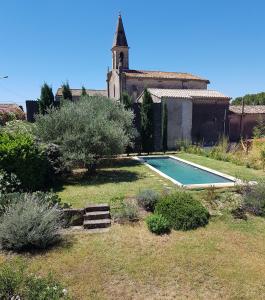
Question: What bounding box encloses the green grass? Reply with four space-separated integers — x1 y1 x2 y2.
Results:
176 152 264 181
2 154 265 299
58 153 263 208
58 158 175 208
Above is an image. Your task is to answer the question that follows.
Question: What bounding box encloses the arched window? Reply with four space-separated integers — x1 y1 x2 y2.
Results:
119 52 124 64
114 84 116 98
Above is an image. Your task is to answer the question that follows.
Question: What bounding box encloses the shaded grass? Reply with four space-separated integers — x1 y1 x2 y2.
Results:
2 215 265 299
58 158 176 207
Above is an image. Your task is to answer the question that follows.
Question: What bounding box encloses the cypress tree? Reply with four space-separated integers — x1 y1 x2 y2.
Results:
141 89 154 153
61 81 72 101
162 100 168 152
81 86 87 96
120 91 132 110
38 83 54 114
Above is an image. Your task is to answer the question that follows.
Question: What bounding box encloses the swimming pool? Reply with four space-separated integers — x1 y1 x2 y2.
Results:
135 155 239 188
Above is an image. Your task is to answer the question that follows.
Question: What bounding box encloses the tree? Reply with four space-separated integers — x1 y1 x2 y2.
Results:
161 100 168 152
35 95 135 172
81 86 87 96
38 83 54 114
61 81 72 101
120 92 132 110
253 116 265 138
231 92 265 105
140 89 153 153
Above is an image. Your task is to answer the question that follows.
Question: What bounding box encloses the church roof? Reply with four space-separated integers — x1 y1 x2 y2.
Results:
137 88 230 103
229 105 265 114
123 70 210 82
112 14 128 48
56 88 107 97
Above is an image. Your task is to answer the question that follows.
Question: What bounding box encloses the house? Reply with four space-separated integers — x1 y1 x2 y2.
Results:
55 88 107 102
229 105 265 141
0 103 25 125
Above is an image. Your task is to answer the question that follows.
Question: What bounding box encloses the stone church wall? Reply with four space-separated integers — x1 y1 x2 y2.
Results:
124 77 207 101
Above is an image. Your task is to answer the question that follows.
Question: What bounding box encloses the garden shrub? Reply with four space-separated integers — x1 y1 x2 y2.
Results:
2 119 36 138
111 197 140 222
243 180 265 216
0 131 51 191
0 193 63 251
146 214 171 235
137 189 160 211
0 259 70 299
0 191 69 219
155 190 210 230
0 170 21 193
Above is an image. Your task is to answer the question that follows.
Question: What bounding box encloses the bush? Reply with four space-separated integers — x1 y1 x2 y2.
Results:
0 170 21 193
243 181 265 216
35 95 135 171
137 189 160 211
111 197 140 222
0 259 69 299
0 193 63 251
0 191 69 217
146 214 171 235
155 190 210 230
0 132 51 191
2 120 36 138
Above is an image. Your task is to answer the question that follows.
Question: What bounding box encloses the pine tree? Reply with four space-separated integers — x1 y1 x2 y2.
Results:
81 86 87 96
140 89 154 153
61 81 72 101
38 83 54 114
120 92 132 110
161 101 168 152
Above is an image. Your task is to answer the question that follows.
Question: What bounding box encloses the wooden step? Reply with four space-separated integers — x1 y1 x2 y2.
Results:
84 211 110 220
83 219 111 229
85 203 110 212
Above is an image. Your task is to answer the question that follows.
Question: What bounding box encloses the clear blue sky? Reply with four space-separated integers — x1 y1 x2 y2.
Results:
0 0 265 108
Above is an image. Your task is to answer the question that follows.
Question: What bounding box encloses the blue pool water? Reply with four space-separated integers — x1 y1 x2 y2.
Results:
142 156 234 185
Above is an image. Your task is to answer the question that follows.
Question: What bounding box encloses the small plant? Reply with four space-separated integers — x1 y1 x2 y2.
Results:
243 180 265 216
0 259 70 299
0 193 63 251
146 214 171 235
111 197 139 222
155 190 210 230
137 189 160 211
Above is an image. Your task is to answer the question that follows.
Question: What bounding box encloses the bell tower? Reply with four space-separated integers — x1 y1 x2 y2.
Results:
112 14 129 70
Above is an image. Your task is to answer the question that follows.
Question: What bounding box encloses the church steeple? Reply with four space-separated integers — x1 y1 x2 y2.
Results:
112 14 129 70
113 14 128 47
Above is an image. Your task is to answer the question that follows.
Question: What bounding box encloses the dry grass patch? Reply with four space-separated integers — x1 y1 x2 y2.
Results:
1 215 265 299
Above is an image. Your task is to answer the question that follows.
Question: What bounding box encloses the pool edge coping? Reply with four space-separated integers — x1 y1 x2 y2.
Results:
133 155 243 189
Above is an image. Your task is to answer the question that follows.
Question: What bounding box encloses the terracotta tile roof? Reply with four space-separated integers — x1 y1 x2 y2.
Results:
0 103 23 113
124 70 210 82
137 88 230 103
229 105 265 114
56 88 107 97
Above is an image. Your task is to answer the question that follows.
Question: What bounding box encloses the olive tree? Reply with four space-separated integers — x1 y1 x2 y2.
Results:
35 95 135 171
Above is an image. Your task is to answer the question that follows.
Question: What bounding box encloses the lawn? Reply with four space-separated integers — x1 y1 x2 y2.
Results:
1 214 265 299
1 153 265 299
58 153 263 208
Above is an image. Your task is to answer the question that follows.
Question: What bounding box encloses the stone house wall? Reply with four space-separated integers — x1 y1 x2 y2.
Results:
191 99 229 144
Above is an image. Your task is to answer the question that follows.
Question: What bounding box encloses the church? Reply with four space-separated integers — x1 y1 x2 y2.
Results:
106 15 230 149
54 14 231 149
